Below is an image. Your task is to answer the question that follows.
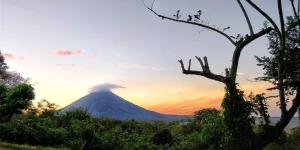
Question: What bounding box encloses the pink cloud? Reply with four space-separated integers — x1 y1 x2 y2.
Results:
3 53 15 59
2 52 24 60
54 50 82 56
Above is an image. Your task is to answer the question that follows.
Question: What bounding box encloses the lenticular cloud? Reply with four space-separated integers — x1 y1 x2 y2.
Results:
89 83 125 93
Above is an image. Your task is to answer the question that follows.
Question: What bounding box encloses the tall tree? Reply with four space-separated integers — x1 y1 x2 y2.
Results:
0 51 34 122
145 0 300 149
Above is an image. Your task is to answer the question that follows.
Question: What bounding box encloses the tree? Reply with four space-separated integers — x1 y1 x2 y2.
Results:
145 0 300 149
152 129 173 145
0 84 35 122
27 99 60 117
193 108 220 125
0 51 34 122
0 51 28 87
0 51 9 79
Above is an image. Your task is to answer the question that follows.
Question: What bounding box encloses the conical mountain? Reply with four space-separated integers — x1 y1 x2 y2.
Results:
63 90 185 120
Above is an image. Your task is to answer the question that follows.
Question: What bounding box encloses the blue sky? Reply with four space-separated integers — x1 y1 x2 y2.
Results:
0 0 296 116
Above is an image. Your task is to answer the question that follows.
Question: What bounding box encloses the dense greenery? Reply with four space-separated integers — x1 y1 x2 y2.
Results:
0 106 298 150
0 107 229 150
0 84 35 122
0 1 299 149
256 16 300 95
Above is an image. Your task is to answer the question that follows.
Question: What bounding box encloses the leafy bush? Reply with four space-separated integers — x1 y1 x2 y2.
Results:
0 84 35 122
0 115 68 146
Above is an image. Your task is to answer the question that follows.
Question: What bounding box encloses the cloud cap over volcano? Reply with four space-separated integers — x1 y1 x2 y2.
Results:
89 83 125 93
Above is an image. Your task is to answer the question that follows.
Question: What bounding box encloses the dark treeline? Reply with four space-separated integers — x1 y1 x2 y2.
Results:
0 105 299 150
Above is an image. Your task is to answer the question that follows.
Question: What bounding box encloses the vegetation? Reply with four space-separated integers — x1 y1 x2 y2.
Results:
0 0 300 149
0 105 299 150
145 0 300 149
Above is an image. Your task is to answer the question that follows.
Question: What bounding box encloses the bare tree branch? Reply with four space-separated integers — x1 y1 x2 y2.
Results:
278 0 286 49
178 58 226 83
276 88 300 131
277 0 288 116
195 56 205 70
297 0 300 17
146 7 237 46
290 0 300 24
203 56 209 71
230 27 273 82
188 59 191 71
290 0 299 18
245 0 287 116
237 0 254 35
225 68 229 78
246 0 282 36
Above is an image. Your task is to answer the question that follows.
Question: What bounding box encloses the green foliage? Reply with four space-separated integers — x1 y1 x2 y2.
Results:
222 88 254 131
249 93 270 125
198 115 230 150
193 108 220 124
58 108 91 127
256 16 300 96
152 129 173 145
0 115 68 146
0 84 35 122
0 107 235 150
265 127 300 150
27 99 60 117
221 88 255 148
2 97 296 150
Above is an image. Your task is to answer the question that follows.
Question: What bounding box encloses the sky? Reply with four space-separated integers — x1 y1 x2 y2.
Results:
0 0 297 116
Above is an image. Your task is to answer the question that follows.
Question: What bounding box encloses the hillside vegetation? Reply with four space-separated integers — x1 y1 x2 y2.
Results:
0 106 299 150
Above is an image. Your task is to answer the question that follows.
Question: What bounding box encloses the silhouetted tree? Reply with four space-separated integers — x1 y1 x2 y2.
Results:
26 99 60 117
0 51 28 87
0 51 9 79
146 0 300 149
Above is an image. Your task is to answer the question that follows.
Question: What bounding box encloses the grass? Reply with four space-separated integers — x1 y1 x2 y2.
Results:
0 141 69 150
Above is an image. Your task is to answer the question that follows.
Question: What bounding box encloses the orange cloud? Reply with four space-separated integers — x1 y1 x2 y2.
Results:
54 50 82 56
145 82 273 115
146 96 223 115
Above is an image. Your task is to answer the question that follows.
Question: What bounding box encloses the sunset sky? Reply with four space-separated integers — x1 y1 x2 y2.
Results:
0 0 296 116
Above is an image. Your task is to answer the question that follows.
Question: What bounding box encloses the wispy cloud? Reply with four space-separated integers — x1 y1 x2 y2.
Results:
89 83 125 93
3 53 14 59
2 52 24 60
54 50 82 56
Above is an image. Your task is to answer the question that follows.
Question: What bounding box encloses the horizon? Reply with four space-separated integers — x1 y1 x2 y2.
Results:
0 0 297 116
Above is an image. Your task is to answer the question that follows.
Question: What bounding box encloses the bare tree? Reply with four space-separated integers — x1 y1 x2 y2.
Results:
145 0 300 149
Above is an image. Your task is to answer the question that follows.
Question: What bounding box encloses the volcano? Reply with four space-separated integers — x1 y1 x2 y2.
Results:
63 91 185 121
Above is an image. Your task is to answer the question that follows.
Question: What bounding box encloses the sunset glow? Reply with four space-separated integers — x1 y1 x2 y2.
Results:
0 0 294 116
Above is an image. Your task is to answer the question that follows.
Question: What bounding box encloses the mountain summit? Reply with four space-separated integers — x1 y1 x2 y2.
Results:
63 91 185 121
